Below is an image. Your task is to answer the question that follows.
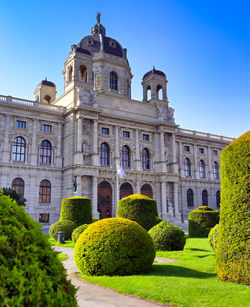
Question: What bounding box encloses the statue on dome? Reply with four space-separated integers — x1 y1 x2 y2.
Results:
97 12 101 24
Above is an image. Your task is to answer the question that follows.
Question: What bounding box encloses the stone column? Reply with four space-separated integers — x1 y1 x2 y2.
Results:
161 181 167 214
208 146 212 180
114 126 120 166
160 132 166 172
76 175 82 196
55 123 62 167
194 144 198 179
135 181 140 194
135 129 141 171
178 141 183 177
92 176 98 218
77 118 82 152
2 115 10 163
91 120 99 165
171 133 178 173
173 182 179 217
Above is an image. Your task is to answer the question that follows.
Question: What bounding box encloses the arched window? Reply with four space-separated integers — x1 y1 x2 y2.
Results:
68 66 73 82
199 160 205 178
12 178 24 198
146 86 151 101
213 162 219 179
157 84 163 100
184 158 191 177
44 95 51 103
100 142 110 166
202 190 208 206
187 189 194 208
120 182 133 199
39 180 51 203
109 71 118 90
79 65 87 82
98 181 112 219
121 145 130 168
140 184 153 198
40 140 52 164
142 148 150 170
13 136 26 162
216 190 220 209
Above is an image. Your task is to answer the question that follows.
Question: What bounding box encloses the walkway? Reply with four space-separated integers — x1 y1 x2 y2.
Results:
53 246 173 307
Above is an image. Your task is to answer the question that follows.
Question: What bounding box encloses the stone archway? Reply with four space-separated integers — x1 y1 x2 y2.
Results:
140 184 153 198
98 181 112 219
120 182 133 199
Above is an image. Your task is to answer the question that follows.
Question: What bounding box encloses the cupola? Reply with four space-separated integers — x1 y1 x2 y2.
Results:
34 78 57 103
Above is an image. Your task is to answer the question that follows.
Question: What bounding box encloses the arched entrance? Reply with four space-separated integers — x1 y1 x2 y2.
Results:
98 181 112 219
120 182 133 199
140 184 153 198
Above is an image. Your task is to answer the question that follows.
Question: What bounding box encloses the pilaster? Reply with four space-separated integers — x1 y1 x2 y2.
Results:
2 115 10 163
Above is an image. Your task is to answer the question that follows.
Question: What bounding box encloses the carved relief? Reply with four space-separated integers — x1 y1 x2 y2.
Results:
76 88 98 108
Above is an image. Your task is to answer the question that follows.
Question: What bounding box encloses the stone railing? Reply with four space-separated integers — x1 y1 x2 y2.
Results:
178 128 234 142
0 95 65 113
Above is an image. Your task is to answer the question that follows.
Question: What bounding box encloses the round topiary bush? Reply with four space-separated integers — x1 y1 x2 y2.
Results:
208 224 220 253
49 220 77 240
188 206 219 237
74 218 156 276
0 191 77 306
60 196 92 226
117 194 160 231
72 224 89 243
148 221 186 251
216 131 250 285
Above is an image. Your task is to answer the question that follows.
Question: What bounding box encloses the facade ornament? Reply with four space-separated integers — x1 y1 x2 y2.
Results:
104 66 111 74
156 102 175 124
76 88 98 108
93 66 101 73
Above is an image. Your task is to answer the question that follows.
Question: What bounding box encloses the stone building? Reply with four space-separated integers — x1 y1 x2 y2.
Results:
0 14 233 231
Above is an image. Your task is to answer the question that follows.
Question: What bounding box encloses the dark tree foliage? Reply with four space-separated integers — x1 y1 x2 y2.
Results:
2 187 27 207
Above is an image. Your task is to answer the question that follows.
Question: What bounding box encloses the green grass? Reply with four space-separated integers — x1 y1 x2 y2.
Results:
57 252 68 261
45 235 75 248
80 238 249 307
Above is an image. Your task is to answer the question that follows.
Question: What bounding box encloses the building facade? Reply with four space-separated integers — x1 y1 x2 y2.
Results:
0 14 233 231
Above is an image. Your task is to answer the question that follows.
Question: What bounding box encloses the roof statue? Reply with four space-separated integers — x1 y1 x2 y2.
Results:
97 12 101 24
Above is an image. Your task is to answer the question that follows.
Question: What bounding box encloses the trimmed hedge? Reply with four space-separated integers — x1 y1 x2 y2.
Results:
117 194 160 231
72 224 89 243
188 206 219 237
74 218 156 276
148 221 186 251
49 220 77 240
208 224 219 253
60 196 92 226
0 190 77 306
216 131 250 285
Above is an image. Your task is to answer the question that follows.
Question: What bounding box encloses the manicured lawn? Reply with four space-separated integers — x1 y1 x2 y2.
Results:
81 238 249 307
57 252 68 261
45 235 75 248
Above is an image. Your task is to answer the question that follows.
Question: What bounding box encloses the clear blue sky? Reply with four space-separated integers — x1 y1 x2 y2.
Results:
0 0 249 138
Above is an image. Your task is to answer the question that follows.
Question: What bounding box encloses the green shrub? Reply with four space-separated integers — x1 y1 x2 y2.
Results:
117 194 160 231
74 217 156 276
148 221 186 251
216 131 250 285
0 190 77 306
188 206 219 237
49 220 77 240
72 224 89 243
208 224 220 253
60 196 92 226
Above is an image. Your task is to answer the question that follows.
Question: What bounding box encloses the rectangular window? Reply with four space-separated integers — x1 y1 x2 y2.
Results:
199 148 204 154
42 124 52 133
101 127 109 135
16 120 26 129
143 134 149 141
123 131 130 138
39 213 49 223
184 145 190 152
213 150 218 155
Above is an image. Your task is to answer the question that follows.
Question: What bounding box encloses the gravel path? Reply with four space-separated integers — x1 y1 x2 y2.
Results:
53 246 174 307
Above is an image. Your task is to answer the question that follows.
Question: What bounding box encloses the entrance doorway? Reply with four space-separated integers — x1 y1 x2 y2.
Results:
140 184 153 198
120 182 133 199
98 181 112 219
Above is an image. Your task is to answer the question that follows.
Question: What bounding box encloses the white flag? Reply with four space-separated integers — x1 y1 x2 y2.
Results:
117 164 126 179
